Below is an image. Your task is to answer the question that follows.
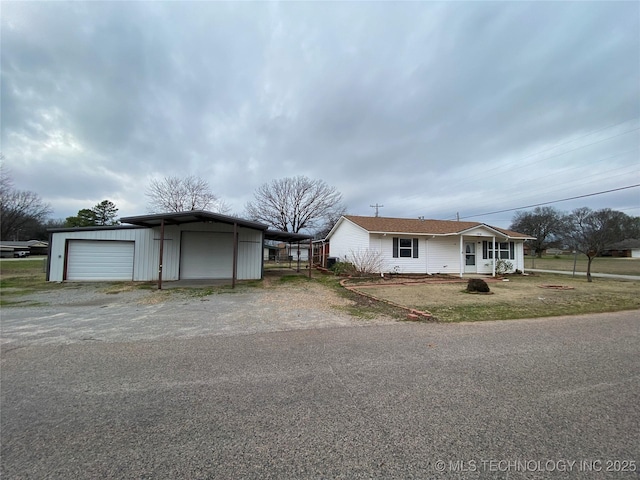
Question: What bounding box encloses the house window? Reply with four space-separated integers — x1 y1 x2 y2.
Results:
393 238 419 258
482 241 515 260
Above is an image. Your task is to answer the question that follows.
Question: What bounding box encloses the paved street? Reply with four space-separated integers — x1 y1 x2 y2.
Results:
1 308 638 479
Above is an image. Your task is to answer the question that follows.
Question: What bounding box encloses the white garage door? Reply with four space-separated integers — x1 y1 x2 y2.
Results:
180 232 233 279
67 240 134 281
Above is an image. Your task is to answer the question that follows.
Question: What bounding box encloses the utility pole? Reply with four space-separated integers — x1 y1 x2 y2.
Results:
370 203 384 217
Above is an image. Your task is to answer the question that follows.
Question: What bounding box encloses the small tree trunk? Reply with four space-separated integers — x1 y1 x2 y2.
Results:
586 255 594 283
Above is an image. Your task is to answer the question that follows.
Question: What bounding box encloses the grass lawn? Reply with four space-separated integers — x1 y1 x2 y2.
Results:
524 254 640 276
0 258 53 305
352 273 640 322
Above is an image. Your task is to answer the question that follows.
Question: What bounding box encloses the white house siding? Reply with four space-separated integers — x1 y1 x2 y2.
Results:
328 219 371 261
366 235 461 275
425 237 461 275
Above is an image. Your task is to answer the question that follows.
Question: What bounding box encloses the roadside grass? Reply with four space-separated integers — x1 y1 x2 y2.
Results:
353 273 640 322
525 255 640 276
0 259 52 306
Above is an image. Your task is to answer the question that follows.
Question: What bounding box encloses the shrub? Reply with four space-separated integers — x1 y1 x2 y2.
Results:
347 249 384 276
495 259 514 275
467 278 490 293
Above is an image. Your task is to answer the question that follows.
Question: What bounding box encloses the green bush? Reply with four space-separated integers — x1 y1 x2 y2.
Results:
330 261 355 276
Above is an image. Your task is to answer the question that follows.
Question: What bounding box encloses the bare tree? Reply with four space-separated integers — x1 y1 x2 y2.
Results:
0 163 52 240
510 206 564 257
145 175 230 214
562 207 625 282
245 176 345 233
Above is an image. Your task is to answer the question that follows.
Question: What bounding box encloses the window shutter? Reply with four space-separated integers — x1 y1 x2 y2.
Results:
413 238 419 258
482 241 488 259
510 242 515 259
393 237 399 258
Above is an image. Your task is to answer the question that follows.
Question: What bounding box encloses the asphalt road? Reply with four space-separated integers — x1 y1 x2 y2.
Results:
2 311 639 479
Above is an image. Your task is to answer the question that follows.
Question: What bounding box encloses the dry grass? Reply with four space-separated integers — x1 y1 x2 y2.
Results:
352 274 640 322
525 255 640 276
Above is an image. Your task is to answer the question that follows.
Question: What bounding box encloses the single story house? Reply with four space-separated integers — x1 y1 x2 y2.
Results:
47 211 311 287
325 215 535 276
601 239 640 258
0 240 49 257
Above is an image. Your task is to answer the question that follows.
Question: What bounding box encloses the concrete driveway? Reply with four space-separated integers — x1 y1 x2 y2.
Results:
1 282 638 479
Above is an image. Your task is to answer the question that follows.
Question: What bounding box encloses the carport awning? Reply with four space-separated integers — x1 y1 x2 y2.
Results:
121 210 268 230
264 230 313 243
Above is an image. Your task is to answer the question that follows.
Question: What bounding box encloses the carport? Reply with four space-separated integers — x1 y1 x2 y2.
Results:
120 212 312 289
264 229 314 274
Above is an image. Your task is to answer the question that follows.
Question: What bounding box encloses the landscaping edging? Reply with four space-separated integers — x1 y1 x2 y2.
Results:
339 278 434 321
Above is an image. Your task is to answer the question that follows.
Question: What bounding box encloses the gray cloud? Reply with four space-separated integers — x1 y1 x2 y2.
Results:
1 1 638 227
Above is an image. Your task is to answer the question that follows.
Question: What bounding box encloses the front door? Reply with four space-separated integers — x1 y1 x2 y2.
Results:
464 242 476 273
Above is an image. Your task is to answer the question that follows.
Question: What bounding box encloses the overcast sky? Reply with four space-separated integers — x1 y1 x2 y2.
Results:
2 1 639 229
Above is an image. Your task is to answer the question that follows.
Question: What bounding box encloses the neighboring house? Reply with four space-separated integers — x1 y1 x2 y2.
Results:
602 239 640 258
325 215 535 276
47 211 311 287
275 242 310 262
0 240 49 257
263 243 279 261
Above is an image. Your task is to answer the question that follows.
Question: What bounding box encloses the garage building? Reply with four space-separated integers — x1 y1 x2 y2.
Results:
47 211 311 287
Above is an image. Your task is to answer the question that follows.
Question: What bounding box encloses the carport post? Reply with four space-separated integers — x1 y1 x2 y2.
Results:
308 237 312 278
158 219 165 290
232 222 238 289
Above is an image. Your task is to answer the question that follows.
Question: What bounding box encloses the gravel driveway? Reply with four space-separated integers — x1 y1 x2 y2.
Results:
1 279 395 347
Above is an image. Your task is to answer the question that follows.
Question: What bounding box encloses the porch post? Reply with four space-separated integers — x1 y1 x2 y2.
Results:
492 236 496 277
232 222 238 289
459 236 464 277
158 219 165 290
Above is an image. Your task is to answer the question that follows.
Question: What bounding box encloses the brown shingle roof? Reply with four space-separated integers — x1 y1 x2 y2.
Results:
343 215 531 238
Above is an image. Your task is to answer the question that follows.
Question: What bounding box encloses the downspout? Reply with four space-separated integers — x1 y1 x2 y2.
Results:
425 237 430 275
492 236 496 277
232 222 238 289
158 219 165 290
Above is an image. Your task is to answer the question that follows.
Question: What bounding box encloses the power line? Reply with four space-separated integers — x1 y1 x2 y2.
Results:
370 203 384 217
400 121 639 215
453 184 640 221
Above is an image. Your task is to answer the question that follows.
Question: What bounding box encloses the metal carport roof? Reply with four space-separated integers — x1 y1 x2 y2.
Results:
120 210 268 231
120 211 313 243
